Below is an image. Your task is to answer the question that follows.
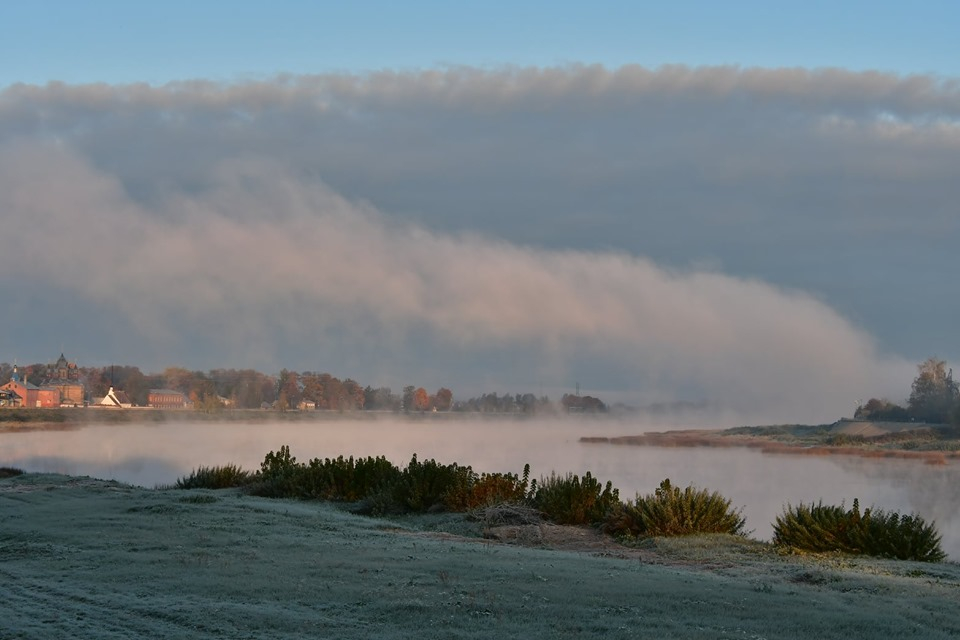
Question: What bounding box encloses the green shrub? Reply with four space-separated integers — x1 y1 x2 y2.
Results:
532 471 619 525
444 465 532 511
346 455 403 500
772 501 853 553
175 464 251 489
250 447 479 511
0 466 25 479
605 479 746 538
773 499 945 562
391 454 476 513
296 455 401 501
249 445 302 497
259 445 298 480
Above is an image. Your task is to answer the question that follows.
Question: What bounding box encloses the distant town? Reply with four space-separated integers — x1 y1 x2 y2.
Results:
0 354 608 414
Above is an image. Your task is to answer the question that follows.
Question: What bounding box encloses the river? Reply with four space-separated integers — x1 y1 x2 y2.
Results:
3 416 959 558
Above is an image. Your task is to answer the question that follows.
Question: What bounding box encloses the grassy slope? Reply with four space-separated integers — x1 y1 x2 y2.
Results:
2 474 959 640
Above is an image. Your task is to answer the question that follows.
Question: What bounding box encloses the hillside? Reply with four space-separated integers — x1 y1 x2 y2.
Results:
2 473 959 639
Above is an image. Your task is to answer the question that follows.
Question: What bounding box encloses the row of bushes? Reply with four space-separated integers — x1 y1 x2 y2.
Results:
176 446 533 515
173 446 945 562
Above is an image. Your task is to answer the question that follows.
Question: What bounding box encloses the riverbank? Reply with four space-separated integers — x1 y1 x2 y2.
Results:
0 407 570 431
2 473 959 639
582 421 960 464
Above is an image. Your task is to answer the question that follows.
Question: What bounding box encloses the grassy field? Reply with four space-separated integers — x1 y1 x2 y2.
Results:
2 473 959 639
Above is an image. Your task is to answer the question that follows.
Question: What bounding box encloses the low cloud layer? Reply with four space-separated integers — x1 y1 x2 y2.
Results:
0 140 908 422
2 65 954 421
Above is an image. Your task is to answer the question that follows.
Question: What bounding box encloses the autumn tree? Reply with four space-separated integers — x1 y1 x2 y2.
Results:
342 378 365 410
161 367 195 393
195 391 223 414
300 372 324 409
277 369 302 410
908 358 959 424
320 374 344 410
413 387 430 411
207 368 275 408
432 387 453 411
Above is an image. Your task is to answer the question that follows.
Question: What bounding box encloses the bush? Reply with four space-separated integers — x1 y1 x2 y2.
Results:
390 454 476 513
605 479 746 538
298 455 401 501
249 445 302 497
250 447 403 501
445 465 532 511
0 466 25 479
175 464 251 489
532 471 619 525
773 499 945 562
259 445 298 480
249 447 526 513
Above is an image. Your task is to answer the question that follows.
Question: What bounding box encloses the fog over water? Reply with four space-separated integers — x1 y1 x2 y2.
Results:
4 417 959 558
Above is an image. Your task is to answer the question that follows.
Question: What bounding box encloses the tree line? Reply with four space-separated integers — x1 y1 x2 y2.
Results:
0 362 605 414
855 357 960 424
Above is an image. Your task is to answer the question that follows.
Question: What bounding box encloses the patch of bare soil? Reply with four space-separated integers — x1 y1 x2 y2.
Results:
463 503 653 562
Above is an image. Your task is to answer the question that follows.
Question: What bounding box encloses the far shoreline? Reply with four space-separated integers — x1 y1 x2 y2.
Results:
581 420 960 464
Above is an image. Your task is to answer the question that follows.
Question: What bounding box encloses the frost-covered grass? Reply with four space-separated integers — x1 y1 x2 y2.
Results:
2 473 959 639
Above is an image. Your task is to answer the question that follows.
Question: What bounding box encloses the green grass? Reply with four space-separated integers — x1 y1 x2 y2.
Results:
0 409 68 423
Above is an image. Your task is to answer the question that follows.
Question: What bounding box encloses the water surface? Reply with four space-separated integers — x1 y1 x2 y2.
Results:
3 417 958 557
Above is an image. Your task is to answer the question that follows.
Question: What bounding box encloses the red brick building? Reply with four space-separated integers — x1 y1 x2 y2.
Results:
148 389 188 409
42 353 85 406
0 366 59 408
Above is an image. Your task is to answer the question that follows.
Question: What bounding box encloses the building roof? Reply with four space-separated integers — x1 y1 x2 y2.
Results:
1 379 39 391
100 387 132 407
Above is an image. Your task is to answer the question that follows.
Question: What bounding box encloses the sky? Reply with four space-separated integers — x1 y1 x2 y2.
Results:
2 2 959 423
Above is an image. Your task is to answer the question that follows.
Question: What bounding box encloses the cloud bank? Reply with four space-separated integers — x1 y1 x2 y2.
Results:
3 65 954 421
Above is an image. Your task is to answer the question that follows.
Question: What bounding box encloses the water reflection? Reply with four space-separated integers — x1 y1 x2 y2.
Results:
3 418 958 558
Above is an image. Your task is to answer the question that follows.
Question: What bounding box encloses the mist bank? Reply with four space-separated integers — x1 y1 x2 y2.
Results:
3 65 951 421
0 140 911 422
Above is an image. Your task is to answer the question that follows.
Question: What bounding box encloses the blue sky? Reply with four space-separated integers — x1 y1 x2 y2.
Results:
3 1 959 88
